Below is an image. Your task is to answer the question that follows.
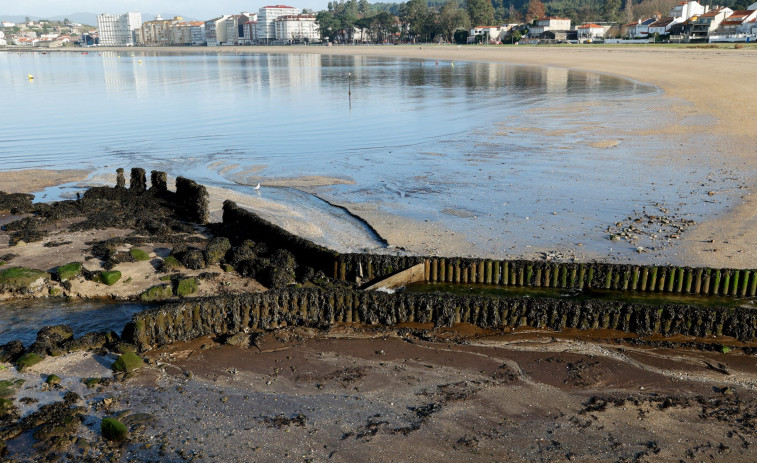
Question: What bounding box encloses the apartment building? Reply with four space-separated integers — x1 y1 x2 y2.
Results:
97 12 142 46
258 5 300 43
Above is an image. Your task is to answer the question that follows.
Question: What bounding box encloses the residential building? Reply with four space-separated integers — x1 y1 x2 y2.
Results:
139 15 182 46
258 5 300 43
621 18 657 38
715 10 757 35
274 14 318 43
670 1 706 20
1 21 15 28
224 13 256 45
576 23 606 40
204 16 230 46
97 12 142 46
528 17 571 37
647 17 677 37
468 25 517 43
0 31 5 47
688 7 733 41
242 21 259 44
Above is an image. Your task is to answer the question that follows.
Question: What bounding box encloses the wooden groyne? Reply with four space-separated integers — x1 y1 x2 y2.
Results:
125 288 757 350
223 200 757 298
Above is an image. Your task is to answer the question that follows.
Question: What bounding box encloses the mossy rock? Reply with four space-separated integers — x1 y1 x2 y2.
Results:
111 352 144 372
101 417 128 442
160 256 182 272
56 262 82 282
0 397 14 416
0 379 25 398
99 271 122 286
140 284 173 302
129 248 150 262
204 237 231 265
49 287 62 296
222 264 234 273
46 374 62 385
0 267 49 292
16 352 44 371
176 278 198 298
84 378 101 388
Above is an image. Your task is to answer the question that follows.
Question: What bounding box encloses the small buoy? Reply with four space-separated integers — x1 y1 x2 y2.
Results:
27 74 33 80
138 60 142 64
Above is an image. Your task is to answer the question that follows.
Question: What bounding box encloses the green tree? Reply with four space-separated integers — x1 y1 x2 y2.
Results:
602 0 621 22
316 10 342 41
467 0 496 26
401 0 432 41
440 1 471 41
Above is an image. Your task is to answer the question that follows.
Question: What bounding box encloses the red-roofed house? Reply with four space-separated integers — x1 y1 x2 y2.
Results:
715 9 757 35
576 23 606 40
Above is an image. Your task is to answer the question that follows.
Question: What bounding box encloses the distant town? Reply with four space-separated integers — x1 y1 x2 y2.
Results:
2 0 757 48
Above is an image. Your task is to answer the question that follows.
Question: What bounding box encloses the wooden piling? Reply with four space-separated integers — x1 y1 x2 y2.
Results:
694 269 703 294
741 270 751 297
544 267 551 288
640 267 649 292
712 270 722 295
485 261 493 284
684 269 693 293
648 267 658 292
675 268 684 293
503 261 510 286
732 270 741 296
431 259 438 282
703 270 711 294
493 261 501 285
578 264 586 289
534 268 542 287
454 263 461 283
478 261 485 284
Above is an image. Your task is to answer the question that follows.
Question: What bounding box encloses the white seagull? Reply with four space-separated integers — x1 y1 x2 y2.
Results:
254 183 261 190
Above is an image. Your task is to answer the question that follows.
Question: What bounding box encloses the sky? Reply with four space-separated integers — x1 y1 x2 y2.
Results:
0 0 332 20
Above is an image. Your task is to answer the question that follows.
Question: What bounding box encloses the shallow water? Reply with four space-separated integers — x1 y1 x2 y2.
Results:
0 51 740 262
0 299 148 346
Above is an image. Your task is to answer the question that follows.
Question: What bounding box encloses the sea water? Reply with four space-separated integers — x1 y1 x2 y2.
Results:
0 50 740 262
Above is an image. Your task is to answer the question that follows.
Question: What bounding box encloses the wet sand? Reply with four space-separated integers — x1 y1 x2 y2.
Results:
0 169 90 195
4 325 757 461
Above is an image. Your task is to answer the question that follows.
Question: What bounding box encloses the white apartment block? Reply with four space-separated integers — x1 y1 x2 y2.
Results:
97 12 142 46
258 5 300 42
275 15 318 43
205 16 230 46
0 31 6 47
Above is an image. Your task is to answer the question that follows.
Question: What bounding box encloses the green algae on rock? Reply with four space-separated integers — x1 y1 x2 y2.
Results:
101 417 129 442
0 267 48 292
111 352 144 372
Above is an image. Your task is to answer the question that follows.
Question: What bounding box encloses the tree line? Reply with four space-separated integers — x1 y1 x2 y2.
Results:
315 0 755 44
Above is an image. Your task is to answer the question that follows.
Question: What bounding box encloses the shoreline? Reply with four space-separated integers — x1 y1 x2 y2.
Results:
3 45 756 268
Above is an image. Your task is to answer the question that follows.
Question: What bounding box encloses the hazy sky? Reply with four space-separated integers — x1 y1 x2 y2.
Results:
1 0 331 19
